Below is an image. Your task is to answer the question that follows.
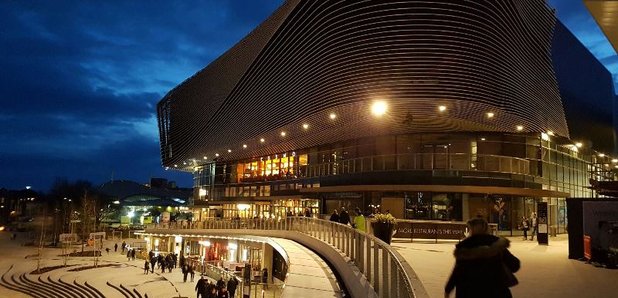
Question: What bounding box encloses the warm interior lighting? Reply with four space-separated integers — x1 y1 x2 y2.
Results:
215 153 220 157
302 123 309 130
599 153 605 157
547 131 554 136
199 240 211 247
280 131 286 137
516 125 524 131
371 100 388 116
203 156 207 160
227 149 232 153
329 113 337 120
480 138 486 141
243 144 247 149
438 105 447 112
575 142 583 148
541 132 550 141
486 112 495 118
612 159 618 163
260 138 265 143
237 204 251 211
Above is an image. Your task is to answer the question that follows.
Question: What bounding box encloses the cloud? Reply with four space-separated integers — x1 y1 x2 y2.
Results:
0 0 283 191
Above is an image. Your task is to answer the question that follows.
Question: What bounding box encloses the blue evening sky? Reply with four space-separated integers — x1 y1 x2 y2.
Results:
0 0 615 191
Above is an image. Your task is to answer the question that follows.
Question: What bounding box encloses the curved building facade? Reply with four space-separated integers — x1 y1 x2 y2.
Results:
158 0 615 235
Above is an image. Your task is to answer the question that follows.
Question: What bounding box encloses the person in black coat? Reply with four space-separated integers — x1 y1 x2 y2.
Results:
329 209 340 222
445 218 520 298
195 276 207 298
338 207 350 225
226 277 238 298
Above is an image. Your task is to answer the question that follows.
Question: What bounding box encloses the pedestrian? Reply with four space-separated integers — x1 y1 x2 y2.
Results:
144 260 150 274
131 248 136 260
304 207 312 217
218 287 229 298
127 249 131 262
161 259 166 273
150 256 156 273
189 264 195 282
105 247 110 255
121 241 126 253
114 243 118 252
173 253 178 268
329 209 339 222
520 216 530 240
182 264 188 282
168 259 173 273
206 281 216 298
445 218 520 298
216 277 225 290
226 277 238 298
530 212 538 241
339 207 350 226
261 268 268 289
353 207 366 232
196 276 207 298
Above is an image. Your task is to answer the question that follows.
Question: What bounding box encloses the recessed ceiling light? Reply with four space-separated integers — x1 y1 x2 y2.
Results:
486 112 495 118
203 156 207 160
371 100 388 116
516 125 524 131
329 113 337 120
243 144 247 149
302 123 309 130
227 149 232 153
260 138 265 143
215 153 220 157
438 105 446 112
280 131 286 137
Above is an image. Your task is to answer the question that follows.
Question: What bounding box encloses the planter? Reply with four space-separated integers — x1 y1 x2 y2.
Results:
372 222 395 244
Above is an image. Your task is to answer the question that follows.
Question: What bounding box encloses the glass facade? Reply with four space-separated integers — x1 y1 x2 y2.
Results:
191 132 615 234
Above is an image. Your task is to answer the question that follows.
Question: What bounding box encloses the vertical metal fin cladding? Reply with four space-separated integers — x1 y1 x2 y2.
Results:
157 0 568 167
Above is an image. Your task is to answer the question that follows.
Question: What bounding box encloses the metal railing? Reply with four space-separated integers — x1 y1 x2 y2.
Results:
148 217 423 298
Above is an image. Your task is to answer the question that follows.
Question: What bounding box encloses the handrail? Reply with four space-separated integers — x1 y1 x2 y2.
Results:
146 217 428 298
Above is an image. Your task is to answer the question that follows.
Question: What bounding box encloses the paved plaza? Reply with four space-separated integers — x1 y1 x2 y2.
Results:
1 231 618 298
394 235 618 298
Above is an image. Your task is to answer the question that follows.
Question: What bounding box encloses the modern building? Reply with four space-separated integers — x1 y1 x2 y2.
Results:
158 0 617 235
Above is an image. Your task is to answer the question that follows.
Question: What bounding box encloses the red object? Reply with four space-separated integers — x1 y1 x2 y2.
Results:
584 235 592 261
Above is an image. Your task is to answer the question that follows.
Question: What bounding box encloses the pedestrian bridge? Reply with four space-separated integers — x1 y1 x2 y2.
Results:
144 217 429 298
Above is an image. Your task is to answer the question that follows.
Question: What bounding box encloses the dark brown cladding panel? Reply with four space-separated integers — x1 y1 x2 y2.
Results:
158 0 568 168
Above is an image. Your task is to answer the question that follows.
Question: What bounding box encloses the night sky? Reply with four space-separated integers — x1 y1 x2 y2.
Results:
0 0 616 192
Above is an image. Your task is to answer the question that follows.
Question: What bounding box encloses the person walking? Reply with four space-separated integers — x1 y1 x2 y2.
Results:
131 248 136 260
521 216 530 240
329 209 339 222
530 212 538 241
150 256 156 273
114 243 118 252
121 241 126 253
127 249 131 261
105 247 110 255
339 207 350 226
226 277 238 298
445 218 520 298
218 287 229 298
144 260 150 274
182 264 189 282
189 264 195 282
216 277 225 290
353 207 366 232
196 276 207 298
261 268 269 289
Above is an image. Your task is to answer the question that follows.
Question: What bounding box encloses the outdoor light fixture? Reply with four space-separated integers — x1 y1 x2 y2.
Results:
438 105 447 112
302 123 309 130
280 131 286 137
329 113 337 120
260 138 265 143
243 144 247 149
371 100 388 116
486 112 495 118
516 125 524 131
575 142 583 148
